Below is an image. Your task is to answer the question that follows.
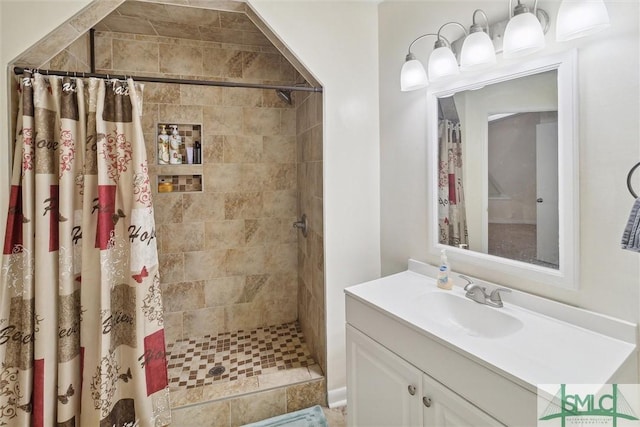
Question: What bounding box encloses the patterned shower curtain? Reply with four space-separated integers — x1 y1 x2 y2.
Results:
438 119 469 248
0 73 171 426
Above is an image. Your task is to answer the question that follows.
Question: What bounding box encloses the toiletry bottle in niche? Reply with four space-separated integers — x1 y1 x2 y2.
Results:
169 125 181 164
437 249 452 290
194 140 201 164
157 124 170 165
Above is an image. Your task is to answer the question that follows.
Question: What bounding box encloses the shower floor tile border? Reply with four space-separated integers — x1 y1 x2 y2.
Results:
166 321 317 392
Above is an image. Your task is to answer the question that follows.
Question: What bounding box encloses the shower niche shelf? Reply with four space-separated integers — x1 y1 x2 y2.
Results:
156 122 202 166
157 173 203 194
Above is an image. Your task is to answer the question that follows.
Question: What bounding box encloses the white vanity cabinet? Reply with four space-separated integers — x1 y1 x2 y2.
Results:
347 325 504 427
344 261 637 427
346 325 423 426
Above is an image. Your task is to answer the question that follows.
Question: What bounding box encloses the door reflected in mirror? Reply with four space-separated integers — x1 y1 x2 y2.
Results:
437 69 560 270
487 111 559 269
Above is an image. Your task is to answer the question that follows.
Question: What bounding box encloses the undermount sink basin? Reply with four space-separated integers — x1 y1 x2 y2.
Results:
416 292 524 338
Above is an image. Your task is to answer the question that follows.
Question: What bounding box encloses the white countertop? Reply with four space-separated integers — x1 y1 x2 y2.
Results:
345 266 637 393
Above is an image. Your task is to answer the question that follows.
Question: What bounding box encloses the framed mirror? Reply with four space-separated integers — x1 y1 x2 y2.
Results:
426 50 579 289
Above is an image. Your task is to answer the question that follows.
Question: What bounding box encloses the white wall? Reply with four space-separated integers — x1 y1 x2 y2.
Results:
380 0 640 326
231 0 382 403
0 0 93 250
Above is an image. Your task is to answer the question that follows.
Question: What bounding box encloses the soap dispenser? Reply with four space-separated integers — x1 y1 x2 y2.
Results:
437 249 453 290
168 125 182 164
157 124 170 165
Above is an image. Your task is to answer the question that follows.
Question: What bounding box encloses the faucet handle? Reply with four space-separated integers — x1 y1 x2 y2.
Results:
459 275 474 290
489 287 511 305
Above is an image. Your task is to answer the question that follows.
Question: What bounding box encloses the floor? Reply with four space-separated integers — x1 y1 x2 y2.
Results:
166 321 331 426
322 407 347 427
166 322 316 391
488 223 559 268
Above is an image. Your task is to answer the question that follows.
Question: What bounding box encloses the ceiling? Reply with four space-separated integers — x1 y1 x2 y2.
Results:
94 1 272 48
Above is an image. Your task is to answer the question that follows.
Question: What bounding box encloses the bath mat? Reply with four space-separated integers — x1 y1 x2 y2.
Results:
242 405 328 427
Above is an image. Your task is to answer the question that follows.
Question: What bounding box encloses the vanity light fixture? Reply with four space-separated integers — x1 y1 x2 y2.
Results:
460 10 496 70
400 0 609 91
503 0 548 58
428 22 467 81
556 0 610 41
400 33 436 91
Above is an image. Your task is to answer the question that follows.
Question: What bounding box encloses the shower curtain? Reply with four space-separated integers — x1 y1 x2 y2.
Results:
0 73 171 426
438 119 469 248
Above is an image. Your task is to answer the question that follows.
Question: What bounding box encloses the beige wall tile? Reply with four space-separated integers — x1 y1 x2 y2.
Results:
180 84 223 106
262 190 296 218
94 34 113 70
223 87 263 108
223 135 263 163
229 387 286 426
286 379 326 412
204 276 245 307
258 367 311 390
224 246 266 276
263 136 295 164
204 135 224 163
183 192 225 222
224 302 262 331
143 82 181 103
205 219 245 249
159 252 184 283
163 311 183 343
162 281 205 312
183 306 224 337
265 243 296 274
280 109 297 136
202 47 243 78
112 39 159 72
224 192 263 219
154 192 183 224
159 222 205 253
184 250 227 281
159 43 203 75
203 105 243 135
202 377 259 401
159 104 203 124
171 398 230 426
243 107 281 136
242 52 281 81
169 386 203 407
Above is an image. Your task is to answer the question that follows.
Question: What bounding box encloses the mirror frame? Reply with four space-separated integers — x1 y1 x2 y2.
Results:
426 49 579 290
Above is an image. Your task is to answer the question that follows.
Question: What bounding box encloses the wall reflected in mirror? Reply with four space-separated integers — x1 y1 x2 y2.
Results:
437 69 559 269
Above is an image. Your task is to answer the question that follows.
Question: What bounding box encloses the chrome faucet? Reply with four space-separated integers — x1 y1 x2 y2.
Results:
459 275 511 308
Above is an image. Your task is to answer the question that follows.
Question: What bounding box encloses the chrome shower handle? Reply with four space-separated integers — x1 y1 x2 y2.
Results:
293 214 308 238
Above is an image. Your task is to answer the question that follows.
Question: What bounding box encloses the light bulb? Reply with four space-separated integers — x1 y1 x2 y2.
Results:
428 46 459 81
556 0 610 41
503 12 545 58
400 58 428 91
460 31 496 70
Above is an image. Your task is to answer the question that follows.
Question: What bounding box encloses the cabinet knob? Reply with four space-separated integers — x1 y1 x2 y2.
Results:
408 385 416 396
423 396 432 407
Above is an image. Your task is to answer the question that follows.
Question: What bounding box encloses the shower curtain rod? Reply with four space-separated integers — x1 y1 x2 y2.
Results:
12 66 323 93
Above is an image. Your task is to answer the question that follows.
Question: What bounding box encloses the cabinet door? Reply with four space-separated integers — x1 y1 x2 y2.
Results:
347 325 423 427
422 374 505 427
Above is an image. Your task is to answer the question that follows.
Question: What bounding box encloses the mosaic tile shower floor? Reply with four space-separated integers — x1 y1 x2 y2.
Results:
166 321 316 391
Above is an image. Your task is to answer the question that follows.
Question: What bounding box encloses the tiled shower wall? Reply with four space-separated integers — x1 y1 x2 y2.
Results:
295 91 325 374
93 30 300 344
